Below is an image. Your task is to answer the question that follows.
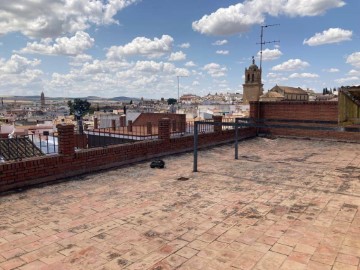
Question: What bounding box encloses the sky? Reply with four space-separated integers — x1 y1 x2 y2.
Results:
0 0 359 99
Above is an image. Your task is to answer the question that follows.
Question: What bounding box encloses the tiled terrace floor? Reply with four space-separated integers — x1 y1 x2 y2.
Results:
1 137 360 270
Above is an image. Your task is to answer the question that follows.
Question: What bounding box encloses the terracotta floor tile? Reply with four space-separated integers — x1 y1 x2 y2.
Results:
288 251 311 265
1 139 360 270
271 243 293 255
279 259 306 270
336 253 359 266
162 254 187 268
17 260 47 270
254 251 287 270
0 257 25 270
332 261 358 270
175 247 198 259
307 260 332 270
294 243 316 255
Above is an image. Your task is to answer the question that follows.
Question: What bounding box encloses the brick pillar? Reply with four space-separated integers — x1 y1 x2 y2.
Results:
94 118 98 129
147 122 152 134
213 115 223 133
56 124 75 155
111 119 116 131
172 119 177 132
127 120 133 132
120 115 126 127
249 101 260 120
179 114 186 132
249 101 260 135
159 118 170 140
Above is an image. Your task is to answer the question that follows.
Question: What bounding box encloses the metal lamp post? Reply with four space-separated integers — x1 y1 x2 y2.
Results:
177 75 188 104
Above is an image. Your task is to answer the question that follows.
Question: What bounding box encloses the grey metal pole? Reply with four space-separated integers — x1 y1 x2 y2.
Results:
177 76 180 102
193 121 198 172
235 121 239 160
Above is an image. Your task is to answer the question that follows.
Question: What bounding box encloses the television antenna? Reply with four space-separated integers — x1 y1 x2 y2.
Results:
257 24 280 72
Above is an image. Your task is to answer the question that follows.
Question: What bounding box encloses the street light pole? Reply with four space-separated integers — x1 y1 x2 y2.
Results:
177 76 180 101
176 75 188 103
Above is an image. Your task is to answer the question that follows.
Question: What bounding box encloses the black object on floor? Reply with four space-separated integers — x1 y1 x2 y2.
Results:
150 160 165 169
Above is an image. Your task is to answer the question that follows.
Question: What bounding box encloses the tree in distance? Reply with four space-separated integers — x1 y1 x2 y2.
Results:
67 99 91 116
167 98 177 105
67 99 91 134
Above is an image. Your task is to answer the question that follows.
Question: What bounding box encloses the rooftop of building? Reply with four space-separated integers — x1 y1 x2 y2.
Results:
1 137 360 269
261 91 285 99
272 85 308 95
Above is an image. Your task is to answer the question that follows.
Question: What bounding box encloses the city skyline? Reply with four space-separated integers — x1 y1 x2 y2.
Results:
0 0 359 98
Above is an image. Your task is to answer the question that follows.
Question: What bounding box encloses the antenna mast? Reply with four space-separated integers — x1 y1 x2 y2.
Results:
257 24 280 72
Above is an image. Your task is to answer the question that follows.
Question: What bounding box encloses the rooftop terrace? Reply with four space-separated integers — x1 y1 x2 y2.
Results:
0 137 360 270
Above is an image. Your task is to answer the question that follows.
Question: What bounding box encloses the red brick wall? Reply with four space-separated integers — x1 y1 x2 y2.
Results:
250 101 338 121
0 127 256 193
133 113 186 127
249 101 360 141
264 128 360 141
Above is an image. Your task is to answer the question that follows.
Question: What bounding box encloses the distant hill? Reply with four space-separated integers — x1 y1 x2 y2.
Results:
2 95 141 102
111 96 140 102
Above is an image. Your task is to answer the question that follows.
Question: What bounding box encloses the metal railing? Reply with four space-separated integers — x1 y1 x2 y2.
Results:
80 120 235 149
0 133 58 162
0 119 240 160
82 122 187 149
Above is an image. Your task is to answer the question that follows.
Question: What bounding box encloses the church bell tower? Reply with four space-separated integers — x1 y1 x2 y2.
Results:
40 91 45 108
242 56 263 104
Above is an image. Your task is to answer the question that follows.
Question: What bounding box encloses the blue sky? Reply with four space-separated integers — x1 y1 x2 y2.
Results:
0 0 359 98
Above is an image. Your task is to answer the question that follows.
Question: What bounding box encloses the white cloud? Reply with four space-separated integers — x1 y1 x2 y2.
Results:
324 68 340 73
289 73 319 78
135 61 169 73
257 48 282 61
192 81 200 86
168 51 186 61
0 55 43 92
348 69 360 76
19 31 94 56
0 54 41 74
272 59 310 71
69 54 93 66
212 40 228 46
335 76 359 84
185 61 196 67
266 72 289 83
346 52 360 68
106 35 174 60
203 63 227 77
216 50 229 55
179 43 190 49
0 0 140 38
81 60 110 75
304 28 352 46
192 2 264 36
282 0 345 17
192 0 345 36
44 57 192 98
267 72 280 78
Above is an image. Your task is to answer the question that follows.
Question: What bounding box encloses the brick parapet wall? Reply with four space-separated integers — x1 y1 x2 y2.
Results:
250 101 338 121
0 127 256 193
133 113 186 128
248 101 360 141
